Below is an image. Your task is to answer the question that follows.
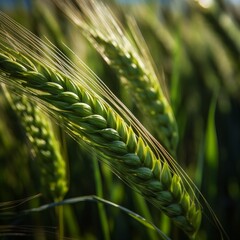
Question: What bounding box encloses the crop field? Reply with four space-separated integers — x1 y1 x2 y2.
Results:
0 0 239 239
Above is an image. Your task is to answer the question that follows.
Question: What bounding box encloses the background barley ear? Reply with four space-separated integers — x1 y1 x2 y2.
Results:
56 0 179 157
4 89 68 202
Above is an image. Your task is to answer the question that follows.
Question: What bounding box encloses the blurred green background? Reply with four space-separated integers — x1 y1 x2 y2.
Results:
0 0 239 239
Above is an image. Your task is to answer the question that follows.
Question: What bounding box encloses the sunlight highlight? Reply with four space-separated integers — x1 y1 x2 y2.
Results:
195 0 213 8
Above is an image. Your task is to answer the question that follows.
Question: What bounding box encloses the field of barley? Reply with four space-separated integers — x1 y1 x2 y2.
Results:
0 0 239 239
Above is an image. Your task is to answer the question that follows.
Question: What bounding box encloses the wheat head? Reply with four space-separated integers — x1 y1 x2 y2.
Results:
5 90 68 202
55 0 178 156
0 49 201 238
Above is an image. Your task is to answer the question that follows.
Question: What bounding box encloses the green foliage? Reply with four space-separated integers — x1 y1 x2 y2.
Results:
0 0 239 239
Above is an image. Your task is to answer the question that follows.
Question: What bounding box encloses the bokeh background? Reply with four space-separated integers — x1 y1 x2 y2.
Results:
0 0 239 239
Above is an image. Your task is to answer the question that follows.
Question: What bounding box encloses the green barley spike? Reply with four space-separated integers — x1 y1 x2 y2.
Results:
7 92 68 202
56 0 179 156
0 51 200 238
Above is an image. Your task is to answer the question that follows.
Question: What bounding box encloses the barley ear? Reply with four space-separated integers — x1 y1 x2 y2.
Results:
0 51 201 238
5 89 68 202
56 0 179 156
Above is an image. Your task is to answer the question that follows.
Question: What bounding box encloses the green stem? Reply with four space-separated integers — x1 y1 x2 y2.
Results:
133 192 158 240
57 205 64 240
92 156 111 240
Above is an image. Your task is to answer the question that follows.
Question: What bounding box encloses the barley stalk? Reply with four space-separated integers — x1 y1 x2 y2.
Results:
0 12 201 238
5 90 68 202
55 0 178 156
